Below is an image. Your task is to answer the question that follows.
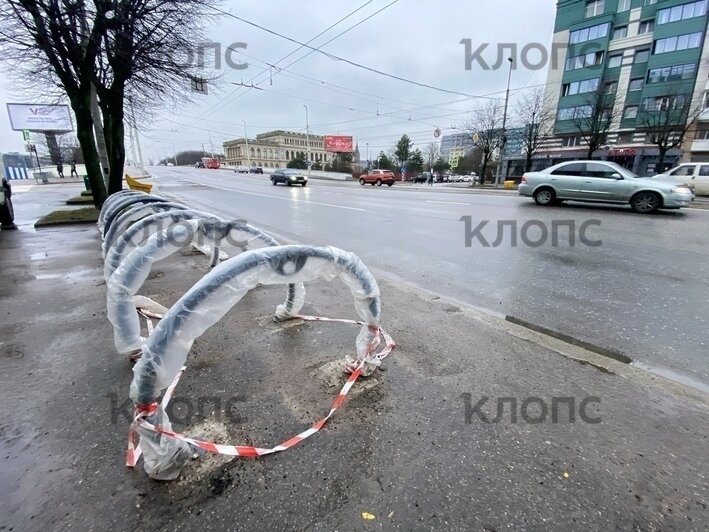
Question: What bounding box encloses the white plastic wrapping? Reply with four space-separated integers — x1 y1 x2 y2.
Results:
136 404 192 480
107 219 302 354
98 190 147 231
130 245 381 406
101 194 167 238
102 201 187 257
103 209 218 282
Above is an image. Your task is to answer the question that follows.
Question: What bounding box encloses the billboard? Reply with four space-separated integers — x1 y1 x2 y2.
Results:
323 135 353 153
6 103 74 132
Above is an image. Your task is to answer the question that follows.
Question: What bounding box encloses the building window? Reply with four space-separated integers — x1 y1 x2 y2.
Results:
608 54 623 68
562 77 600 96
618 0 631 11
695 126 709 140
653 32 703 54
657 1 708 25
639 19 655 33
642 94 688 111
561 136 582 147
624 106 638 119
605 81 618 94
645 0 657 5
612 26 628 40
628 78 644 91
618 132 635 144
557 105 594 121
647 63 696 84
565 51 605 71
586 0 605 17
570 22 610 44
634 49 650 63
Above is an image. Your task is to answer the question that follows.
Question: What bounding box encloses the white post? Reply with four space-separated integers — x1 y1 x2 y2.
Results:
243 120 251 169
495 57 514 188
303 105 311 179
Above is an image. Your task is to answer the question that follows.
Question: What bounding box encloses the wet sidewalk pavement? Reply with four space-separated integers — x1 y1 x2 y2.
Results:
0 188 707 531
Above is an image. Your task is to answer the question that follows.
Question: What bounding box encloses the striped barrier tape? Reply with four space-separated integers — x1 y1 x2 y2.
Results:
126 314 395 467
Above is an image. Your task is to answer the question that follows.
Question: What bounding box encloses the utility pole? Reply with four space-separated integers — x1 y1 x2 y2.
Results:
208 129 215 158
495 57 514 188
242 120 251 169
303 105 311 179
129 97 144 169
366 142 370 170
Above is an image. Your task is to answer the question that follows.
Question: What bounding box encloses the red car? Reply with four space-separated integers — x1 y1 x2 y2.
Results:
359 169 395 186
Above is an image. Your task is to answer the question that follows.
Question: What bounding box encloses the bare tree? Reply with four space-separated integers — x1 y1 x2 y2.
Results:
0 0 218 205
424 142 440 172
514 86 554 172
461 100 504 184
639 92 704 170
571 83 620 159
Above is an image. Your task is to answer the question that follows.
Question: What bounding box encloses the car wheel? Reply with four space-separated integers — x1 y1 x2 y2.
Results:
301 183 307 187
533 187 555 206
631 191 660 214
376 179 382 186
286 181 291 186
387 182 393 187
271 178 276 185
359 178 365 185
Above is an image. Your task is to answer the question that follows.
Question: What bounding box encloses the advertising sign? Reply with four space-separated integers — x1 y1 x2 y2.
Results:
6 103 74 132
323 135 353 153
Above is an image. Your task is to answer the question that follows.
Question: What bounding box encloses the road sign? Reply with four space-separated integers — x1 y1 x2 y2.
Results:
433 128 441 138
450 157 459 169
22 130 31 141
472 133 480 143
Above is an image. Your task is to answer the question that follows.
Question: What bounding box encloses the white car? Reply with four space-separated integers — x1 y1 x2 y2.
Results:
519 160 693 213
653 163 709 196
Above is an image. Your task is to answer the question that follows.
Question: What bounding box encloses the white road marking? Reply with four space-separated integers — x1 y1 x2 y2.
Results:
180 179 367 212
425 200 470 206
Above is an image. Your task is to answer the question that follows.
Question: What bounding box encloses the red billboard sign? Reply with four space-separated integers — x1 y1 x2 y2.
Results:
324 135 353 153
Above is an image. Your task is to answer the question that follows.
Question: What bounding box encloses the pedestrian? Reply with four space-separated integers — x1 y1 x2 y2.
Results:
57 162 64 178
70 161 78 178
427 172 433 186
0 177 18 230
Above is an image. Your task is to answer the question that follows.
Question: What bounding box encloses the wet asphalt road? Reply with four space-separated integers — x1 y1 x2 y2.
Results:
150 167 709 389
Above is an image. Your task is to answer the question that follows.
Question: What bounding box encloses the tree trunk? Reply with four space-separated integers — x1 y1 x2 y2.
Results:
101 86 126 194
587 144 595 159
480 153 489 184
71 92 107 208
657 145 668 172
525 151 533 173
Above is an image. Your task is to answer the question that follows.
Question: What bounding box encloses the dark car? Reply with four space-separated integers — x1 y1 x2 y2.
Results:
411 172 429 183
271 168 308 186
250 167 264 174
195 161 205 169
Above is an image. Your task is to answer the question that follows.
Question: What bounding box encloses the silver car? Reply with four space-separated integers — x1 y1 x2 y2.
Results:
518 161 692 214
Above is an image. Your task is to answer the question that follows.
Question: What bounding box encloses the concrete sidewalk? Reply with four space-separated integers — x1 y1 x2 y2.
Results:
0 189 707 531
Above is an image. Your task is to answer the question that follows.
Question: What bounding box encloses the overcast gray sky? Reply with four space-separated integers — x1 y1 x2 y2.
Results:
0 0 558 162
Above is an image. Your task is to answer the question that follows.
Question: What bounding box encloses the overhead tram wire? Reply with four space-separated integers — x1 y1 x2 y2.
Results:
207 5 501 101
194 0 379 123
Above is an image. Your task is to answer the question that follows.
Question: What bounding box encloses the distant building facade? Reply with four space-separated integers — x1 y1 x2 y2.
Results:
440 133 474 160
223 130 336 169
1 152 34 180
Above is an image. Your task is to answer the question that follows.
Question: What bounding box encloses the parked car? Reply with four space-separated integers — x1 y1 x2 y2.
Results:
195 161 205 169
653 163 709 196
250 166 264 174
166 162 174 167
519 160 693 213
234 166 249 173
359 169 395 186
411 172 430 183
271 168 307 186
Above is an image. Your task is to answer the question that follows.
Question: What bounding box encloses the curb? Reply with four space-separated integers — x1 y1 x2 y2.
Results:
505 315 633 364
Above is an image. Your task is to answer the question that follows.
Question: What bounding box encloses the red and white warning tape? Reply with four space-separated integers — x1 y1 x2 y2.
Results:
126 313 395 467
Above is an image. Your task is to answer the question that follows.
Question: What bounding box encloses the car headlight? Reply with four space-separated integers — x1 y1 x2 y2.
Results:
289 176 296 180
671 186 690 193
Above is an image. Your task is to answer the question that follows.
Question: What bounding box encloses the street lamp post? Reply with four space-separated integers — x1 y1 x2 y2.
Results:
495 57 514 188
303 105 311 179
242 120 251 169
366 142 370 171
